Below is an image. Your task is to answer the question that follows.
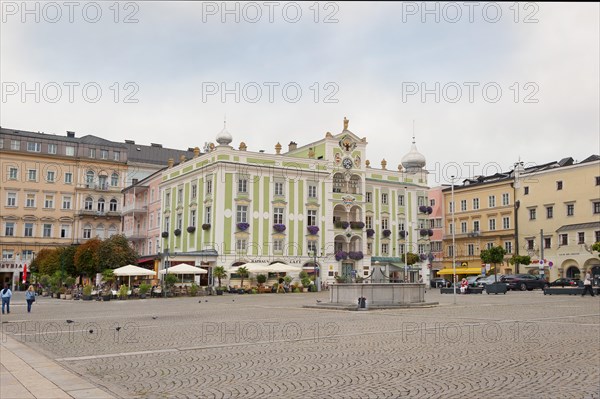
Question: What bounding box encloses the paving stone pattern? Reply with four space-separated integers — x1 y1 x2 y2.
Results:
1 291 599 398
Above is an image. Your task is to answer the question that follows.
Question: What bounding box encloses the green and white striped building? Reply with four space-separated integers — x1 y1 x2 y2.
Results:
158 118 430 286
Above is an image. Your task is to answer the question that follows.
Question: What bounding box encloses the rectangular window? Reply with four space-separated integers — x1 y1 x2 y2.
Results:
65 172 72 184
274 182 284 196
381 193 388 205
556 181 563 190
367 242 373 255
460 200 467 211
546 206 553 219
190 210 196 227
44 195 54 208
9 167 18 180
46 171 55 183
100 149 108 159
473 198 479 210
473 220 480 232
113 151 120 161
176 214 183 230
430 199 436 207
2 250 15 260
596 176 600 186
42 224 52 238
489 219 496 231
60 224 70 238
449 223 453 234
527 239 534 250
504 241 513 254
566 204 574 216
308 184 317 198
502 193 509 206
26 193 35 208
164 216 170 232
236 205 248 223
11 140 20 150
191 184 197 199
447 245 454 257
467 244 475 256
397 194 404 206
65 146 75 156
24 223 33 237
431 242 442 252
382 218 388 230
461 222 467 233
486 242 494 250
28 169 37 181
62 196 71 210
381 243 388 255
5 222 15 236
7 192 16 207
488 195 495 207
544 237 551 249
89 148 96 158
595 231 600 243
165 192 171 206
48 143 57 154
307 240 317 255
399 221 405 231
559 234 568 246
206 179 212 194
365 216 372 229
205 206 212 224
27 142 41 152
238 178 247 193
524 187 529 195
418 196 425 207
593 202 600 214
449 201 454 213
177 188 183 204
502 217 510 229
307 209 317 226
274 239 283 252
236 239 247 252
578 232 585 244
418 244 425 254
529 208 536 220
274 207 284 224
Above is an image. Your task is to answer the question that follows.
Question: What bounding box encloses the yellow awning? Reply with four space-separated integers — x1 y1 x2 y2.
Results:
437 267 483 275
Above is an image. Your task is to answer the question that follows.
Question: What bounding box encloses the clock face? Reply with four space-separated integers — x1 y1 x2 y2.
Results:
342 158 353 170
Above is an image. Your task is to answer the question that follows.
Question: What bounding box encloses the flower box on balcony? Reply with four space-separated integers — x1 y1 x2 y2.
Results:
382 229 391 238
335 221 350 229
202 223 211 231
419 229 428 237
348 251 364 260
307 225 319 235
174 229 181 236
426 206 433 214
273 224 286 233
335 251 348 261
350 221 365 229
161 231 169 238
237 222 250 231
187 226 196 233
399 230 407 238
419 205 428 213
366 228 375 238
428 229 434 236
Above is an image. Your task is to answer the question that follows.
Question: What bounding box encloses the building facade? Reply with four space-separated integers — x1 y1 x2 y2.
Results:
156 119 431 287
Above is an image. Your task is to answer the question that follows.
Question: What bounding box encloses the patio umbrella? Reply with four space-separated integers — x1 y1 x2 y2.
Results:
113 264 156 287
159 264 208 283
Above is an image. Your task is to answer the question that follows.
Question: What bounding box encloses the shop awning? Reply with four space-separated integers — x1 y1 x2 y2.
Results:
437 267 483 275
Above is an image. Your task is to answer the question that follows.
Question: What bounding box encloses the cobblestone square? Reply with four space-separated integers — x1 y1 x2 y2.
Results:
2 290 599 398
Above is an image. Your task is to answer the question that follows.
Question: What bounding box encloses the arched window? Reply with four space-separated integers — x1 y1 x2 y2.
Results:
111 172 119 187
84 197 93 210
86 171 94 186
333 173 345 193
83 224 92 239
96 224 105 239
108 225 117 237
109 199 118 212
97 198 105 212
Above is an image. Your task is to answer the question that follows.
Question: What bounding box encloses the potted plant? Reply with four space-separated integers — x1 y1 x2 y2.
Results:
350 221 365 229
40 275 51 296
164 274 178 297
82 284 93 300
382 229 391 238
273 224 286 233
256 274 267 287
307 225 319 235
481 246 508 294
174 228 182 236
419 229 428 237
202 223 211 231
399 230 407 238
349 251 364 260
60 286 67 299
213 266 227 295
237 266 249 291
419 205 428 213
101 287 112 301
187 226 196 233
284 275 293 292
189 283 199 297
335 251 348 261
237 222 250 231
366 228 375 238
139 283 151 299
162 231 169 238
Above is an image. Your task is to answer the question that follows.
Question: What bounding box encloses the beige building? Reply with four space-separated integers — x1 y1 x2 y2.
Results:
516 156 600 281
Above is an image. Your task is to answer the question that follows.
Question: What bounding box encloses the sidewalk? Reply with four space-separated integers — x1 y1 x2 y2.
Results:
1 332 114 399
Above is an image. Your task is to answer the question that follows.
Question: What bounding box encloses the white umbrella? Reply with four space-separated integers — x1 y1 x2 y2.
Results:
159 264 208 284
113 264 155 287
229 262 301 274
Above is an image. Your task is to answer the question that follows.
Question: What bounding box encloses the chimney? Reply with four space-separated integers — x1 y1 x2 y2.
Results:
66 131 75 138
167 158 174 168
288 141 297 151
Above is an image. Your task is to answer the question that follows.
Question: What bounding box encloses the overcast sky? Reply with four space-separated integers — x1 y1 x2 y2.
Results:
1 2 598 185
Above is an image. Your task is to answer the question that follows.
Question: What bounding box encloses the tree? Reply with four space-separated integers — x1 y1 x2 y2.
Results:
509 255 531 266
32 248 60 276
402 252 420 266
97 234 139 270
74 238 102 276
592 242 600 258
480 246 507 283
237 266 249 288
58 246 77 276
213 266 227 288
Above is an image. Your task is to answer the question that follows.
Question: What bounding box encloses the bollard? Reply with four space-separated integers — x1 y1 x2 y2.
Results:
358 296 367 310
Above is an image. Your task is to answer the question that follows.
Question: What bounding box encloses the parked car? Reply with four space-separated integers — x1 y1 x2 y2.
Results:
430 278 450 288
501 274 549 291
475 275 503 288
549 278 581 288
467 275 485 287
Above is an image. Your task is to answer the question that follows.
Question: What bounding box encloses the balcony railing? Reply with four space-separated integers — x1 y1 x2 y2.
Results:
123 229 147 240
121 204 148 215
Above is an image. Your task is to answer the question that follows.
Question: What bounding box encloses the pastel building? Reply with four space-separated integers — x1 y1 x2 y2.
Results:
156 118 431 287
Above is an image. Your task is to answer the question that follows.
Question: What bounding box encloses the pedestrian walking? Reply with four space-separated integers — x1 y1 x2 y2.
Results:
582 271 595 297
25 285 36 312
1 284 12 314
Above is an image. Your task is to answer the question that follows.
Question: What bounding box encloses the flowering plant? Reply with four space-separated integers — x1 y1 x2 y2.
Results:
237 222 250 231
273 224 286 233
335 251 348 261
399 230 407 238
348 251 364 260
366 228 375 238
350 221 365 229
419 205 428 213
202 223 211 231
174 229 181 236
382 229 391 238
307 225 320 235
420 229 428 236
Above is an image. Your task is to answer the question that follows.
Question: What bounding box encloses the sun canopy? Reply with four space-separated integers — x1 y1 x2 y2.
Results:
229 262 302 274
112 265 156 277
159 264 208 275
437 267 483 275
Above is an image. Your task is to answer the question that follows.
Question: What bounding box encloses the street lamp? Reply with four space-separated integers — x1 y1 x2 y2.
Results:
312 248 320 292
451 175 457 305
162 232 169 297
